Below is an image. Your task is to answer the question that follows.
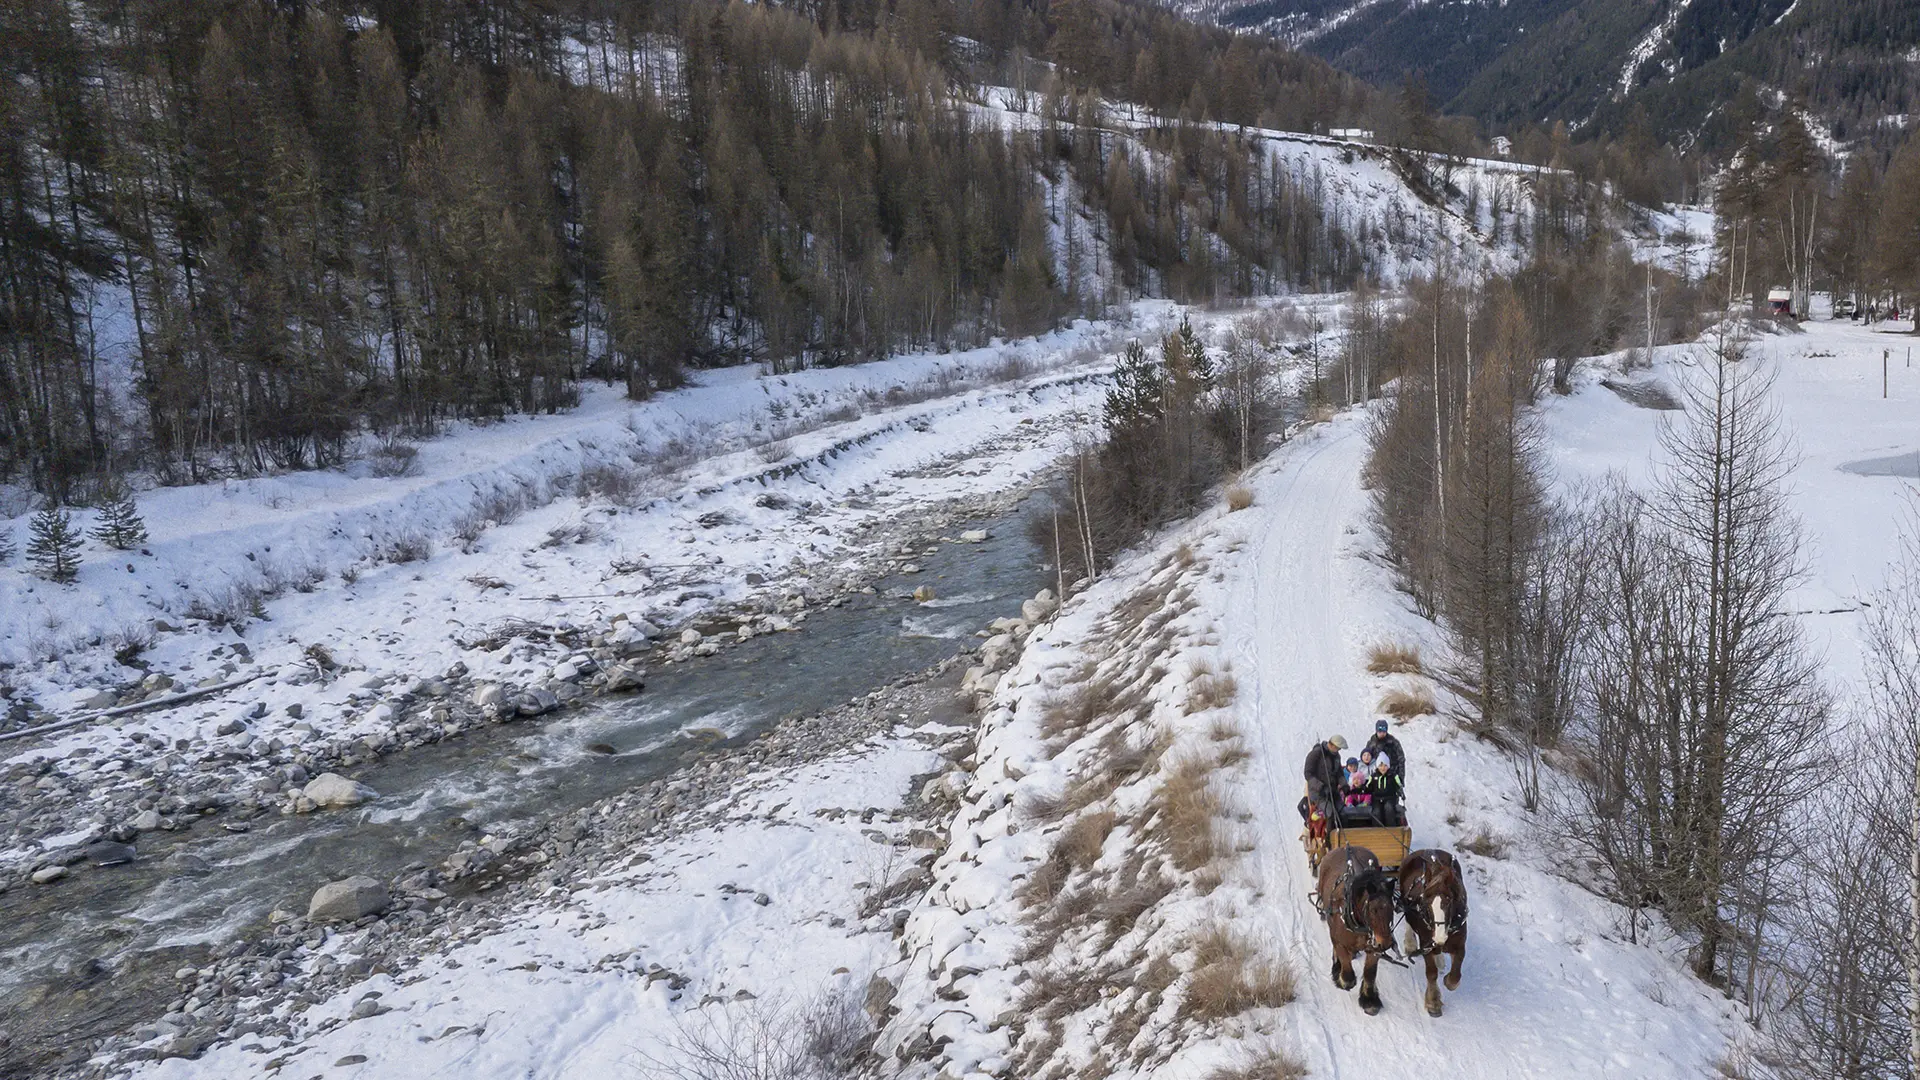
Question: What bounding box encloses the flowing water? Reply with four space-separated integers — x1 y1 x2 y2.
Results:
0 504 1049 1075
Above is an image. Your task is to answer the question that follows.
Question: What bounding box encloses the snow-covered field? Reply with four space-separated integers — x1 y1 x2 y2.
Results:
1541 314 1920 691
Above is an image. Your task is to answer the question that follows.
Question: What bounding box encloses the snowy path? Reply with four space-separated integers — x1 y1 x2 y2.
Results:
1224 417 1738 1078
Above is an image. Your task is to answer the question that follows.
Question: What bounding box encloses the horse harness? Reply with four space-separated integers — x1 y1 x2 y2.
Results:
1315 859 1403 960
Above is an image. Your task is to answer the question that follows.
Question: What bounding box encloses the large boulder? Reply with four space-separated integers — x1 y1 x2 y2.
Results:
603 664 645 693
303 773 376 809
471 683 507 711
515 687 561 717
1020 589 1058 623
308 876 390 922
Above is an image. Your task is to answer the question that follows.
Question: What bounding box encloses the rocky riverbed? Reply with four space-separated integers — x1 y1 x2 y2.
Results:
2 487 1062 1078
40 584 1054 1078
0 487 1043 885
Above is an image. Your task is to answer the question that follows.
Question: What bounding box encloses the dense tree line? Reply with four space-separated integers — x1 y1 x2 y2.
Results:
0 0 1389 500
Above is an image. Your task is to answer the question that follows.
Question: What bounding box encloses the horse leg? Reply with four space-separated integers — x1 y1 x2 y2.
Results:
1358 950 1383 1014
1331 940 1357 991
1443 931 1465 991
1422 951 1443 1016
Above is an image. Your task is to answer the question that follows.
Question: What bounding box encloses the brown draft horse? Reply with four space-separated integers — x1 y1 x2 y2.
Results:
1398 848 1469 1016
1314 845 1398 1015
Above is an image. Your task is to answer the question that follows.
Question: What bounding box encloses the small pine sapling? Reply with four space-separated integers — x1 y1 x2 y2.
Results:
27 504 83 583
92 486 149 550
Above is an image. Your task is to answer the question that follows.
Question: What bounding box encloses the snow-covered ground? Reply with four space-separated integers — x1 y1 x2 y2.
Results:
879 414 1752 1079
124 724 961 1080
0 311 1161 788
1540 314 1920 691
876 313 1917 1078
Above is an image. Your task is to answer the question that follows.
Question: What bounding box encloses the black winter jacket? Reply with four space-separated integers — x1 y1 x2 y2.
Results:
1304 742 1344 800
1364 733 1405 782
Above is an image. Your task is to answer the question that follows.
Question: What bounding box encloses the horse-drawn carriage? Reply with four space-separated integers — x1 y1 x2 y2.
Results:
1301 783 1465 1017
1301 784 1412 872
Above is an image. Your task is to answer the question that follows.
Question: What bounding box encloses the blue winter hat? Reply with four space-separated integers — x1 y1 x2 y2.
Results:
1375 720 1390 733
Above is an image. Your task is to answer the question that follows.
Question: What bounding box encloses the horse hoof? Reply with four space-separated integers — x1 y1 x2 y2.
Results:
1426 999 1443 1018
1361 999 1382 1016
1444 974 1462 991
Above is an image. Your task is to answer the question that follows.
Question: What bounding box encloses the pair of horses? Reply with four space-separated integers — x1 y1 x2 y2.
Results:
1314 846 1467 1016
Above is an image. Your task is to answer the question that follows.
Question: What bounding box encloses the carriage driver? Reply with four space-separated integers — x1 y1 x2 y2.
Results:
1302 734 1348 820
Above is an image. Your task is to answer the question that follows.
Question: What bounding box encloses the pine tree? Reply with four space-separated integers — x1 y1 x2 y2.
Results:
92 486 149 550
27 505 83 583
1167 317 1213 389
1104 340 1165 431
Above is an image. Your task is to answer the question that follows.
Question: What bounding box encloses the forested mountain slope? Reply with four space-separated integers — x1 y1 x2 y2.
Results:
0 0 1414 503
1180 0 1920 150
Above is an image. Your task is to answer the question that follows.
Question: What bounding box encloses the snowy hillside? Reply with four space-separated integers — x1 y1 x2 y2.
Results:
877 411 1750 1080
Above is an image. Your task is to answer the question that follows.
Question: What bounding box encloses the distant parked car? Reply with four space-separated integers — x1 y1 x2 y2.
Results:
1833 297 1858 319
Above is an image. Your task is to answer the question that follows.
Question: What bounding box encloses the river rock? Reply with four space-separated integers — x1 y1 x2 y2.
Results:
303 773 376 808
1021 589 1058 623
31 865 68 884
471 683 506 711
515 687 561 716
308 876 390 922
912 585 936 603
131 809 163 832
865 975 898 1021
166 852 212 875
552 661 581 681
216 718 247 737
679 629 703 645
79 689 118 711
959 529 989 543
86 841 137 866
141 673 174 694
604 664 644 693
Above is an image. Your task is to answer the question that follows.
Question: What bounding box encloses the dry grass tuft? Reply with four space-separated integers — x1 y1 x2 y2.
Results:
1460 827 1509 859
1192 863 1226 896
1041 672 1128 742
1366 642 1424 675
1054 810 1118 871
1380 686 1437 719
1061 724 1170 812
1179 924 1297 1022
1016 857 1070 909
1225 485 1254 512
1207 1044 1310 1080
1186 663 1239 714
1149 756 1221 871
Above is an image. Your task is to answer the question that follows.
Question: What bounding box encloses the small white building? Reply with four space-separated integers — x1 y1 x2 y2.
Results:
1329 128 1375 142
